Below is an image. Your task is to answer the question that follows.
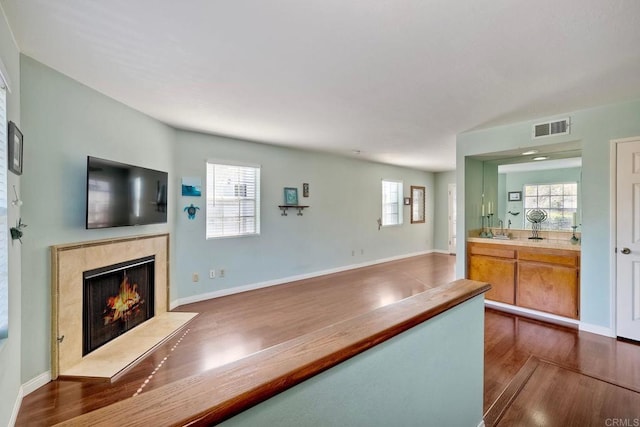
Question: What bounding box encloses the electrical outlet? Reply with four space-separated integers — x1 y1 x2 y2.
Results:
351 250 355 256
219 269 225 278
209 269 215 279
361 249 364 255
192 273 199 282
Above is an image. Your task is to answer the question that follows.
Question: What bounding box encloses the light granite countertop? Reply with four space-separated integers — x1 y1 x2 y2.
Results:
467 228 581 251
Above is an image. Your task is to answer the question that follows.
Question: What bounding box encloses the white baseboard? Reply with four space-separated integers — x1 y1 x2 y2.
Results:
579 322 615 338
432 249 454 255
172 250 433 308
9 371 52 426
485 301 616 338
22 371 51 395
484 300 580 328
477 420 486 427
8 387 22 427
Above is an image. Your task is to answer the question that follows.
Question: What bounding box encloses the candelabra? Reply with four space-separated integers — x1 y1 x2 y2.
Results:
570 225 580 244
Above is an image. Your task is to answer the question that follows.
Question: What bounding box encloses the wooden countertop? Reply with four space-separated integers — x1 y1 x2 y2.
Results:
55 279 490 427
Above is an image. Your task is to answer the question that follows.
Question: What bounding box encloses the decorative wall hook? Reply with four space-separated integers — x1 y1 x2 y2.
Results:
184 204 200 220
11 185 22 206
10 218 27 243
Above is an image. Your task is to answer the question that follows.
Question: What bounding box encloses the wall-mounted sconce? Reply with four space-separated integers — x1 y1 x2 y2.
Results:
10 218 27 243
11 185 22 206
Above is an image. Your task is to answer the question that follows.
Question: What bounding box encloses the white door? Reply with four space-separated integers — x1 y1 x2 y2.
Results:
617 138 640 341
448 184 457 254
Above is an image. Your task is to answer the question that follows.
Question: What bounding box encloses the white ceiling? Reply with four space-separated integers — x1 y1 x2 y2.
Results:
2 1 640 171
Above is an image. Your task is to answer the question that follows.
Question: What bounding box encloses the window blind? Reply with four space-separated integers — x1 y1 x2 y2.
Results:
382 180 403 226
206 162 261 238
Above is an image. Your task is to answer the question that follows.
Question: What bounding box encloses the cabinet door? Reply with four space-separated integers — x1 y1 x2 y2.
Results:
469 255 516 304
517 261 579 319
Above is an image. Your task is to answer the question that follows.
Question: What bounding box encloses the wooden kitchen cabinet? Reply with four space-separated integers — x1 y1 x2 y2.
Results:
517 248 580 319
468 243 516 304
467 241 580 319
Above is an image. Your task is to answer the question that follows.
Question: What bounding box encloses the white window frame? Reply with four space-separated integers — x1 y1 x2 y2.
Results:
206 161 261 239
381 179 403 227
522 181 578 231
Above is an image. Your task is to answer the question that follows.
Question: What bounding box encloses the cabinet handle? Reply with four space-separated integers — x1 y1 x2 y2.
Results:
621 248 631 255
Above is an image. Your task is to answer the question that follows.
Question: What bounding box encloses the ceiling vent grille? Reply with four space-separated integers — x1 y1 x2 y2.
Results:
532 118 570 139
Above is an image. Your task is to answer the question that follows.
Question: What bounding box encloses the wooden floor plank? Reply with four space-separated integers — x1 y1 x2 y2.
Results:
494 359 640 426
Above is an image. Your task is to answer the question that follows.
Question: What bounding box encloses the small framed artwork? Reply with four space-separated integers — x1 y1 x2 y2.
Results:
284 187 298 205
181 176 202 197
8 121 23 175
508 191 522 202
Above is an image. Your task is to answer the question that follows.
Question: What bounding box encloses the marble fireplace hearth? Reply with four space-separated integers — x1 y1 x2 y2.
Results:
51 233 197 381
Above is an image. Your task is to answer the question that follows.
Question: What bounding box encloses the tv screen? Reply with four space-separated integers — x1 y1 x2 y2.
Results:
86 156 168 229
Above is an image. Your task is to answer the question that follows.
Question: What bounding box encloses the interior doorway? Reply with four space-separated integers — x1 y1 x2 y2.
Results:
448 183 457 254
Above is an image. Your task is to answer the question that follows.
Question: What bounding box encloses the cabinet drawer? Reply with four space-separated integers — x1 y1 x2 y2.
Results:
469 244 515 259
518 250 578 267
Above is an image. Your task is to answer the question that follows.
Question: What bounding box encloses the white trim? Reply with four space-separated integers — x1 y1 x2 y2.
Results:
0 3 16 92
8 371 52 426
485 300 579 328
477 420 486 427
609 136 640 339
432 249 452 255
609 138 619 337
8 386 22 427
578 322 615 338
172 250 433 308
206 158 261 169
22 371 51 395
485 300 616 337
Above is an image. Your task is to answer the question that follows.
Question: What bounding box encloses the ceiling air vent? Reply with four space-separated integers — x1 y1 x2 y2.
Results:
532 118 570 139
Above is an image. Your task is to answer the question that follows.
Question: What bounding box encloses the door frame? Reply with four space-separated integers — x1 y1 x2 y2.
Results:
610 136 640 338
448 183 456 254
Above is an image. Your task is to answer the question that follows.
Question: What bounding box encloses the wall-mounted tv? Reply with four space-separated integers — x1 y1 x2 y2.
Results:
86 156 168 229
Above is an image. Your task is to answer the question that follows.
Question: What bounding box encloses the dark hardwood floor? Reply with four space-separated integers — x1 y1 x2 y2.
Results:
15 253 640 426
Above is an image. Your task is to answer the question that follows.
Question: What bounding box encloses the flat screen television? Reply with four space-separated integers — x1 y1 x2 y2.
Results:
86 156 168 229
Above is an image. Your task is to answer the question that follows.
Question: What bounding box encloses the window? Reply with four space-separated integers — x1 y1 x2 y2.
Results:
523 182 577 230
206 162 260 238
0 83 7 340
381 180 403 226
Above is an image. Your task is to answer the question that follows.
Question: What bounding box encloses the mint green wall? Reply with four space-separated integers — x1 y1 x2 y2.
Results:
19 56 176 383
0 10 22 427
221 295 485 427
464 157 484 233
173 130 434 299
14 55 436 398
457 98 640 329
434 170 455 252
498 167 582 229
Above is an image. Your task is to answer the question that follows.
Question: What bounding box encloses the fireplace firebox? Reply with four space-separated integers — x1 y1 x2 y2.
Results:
83 256 155 356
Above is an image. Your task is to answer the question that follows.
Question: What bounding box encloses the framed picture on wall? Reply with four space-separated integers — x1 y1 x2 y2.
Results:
8 121 23 175
284 187 298 205
508 191 522 202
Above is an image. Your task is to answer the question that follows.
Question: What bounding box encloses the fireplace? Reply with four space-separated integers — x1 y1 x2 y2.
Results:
83 256 155 356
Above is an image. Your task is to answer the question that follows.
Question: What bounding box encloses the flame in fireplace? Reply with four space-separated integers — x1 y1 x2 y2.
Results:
103 276 144 325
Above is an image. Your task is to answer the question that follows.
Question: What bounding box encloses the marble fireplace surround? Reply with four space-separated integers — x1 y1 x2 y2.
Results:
51 233 196 380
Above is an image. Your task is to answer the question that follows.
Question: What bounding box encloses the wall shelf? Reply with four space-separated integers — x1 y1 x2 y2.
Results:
278 205 309 216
